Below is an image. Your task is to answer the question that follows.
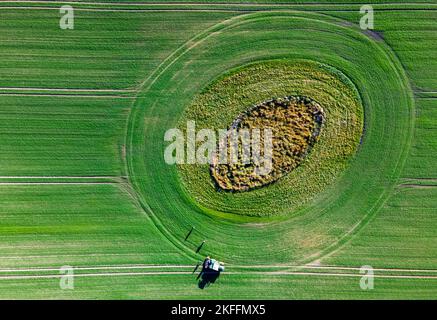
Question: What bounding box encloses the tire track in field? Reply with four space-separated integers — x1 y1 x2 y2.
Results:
0 176 127 185
0 86 136 98
399 184 437 189
2 263 437 274
0 87 134 92
125 10 417 267
2 1 437 8
2 272 437 280
0 88 136 99
1 263 437 280
305 10 416 266
0 6 247 13
1 2 436 15
128 12 374 266
0 93 134 99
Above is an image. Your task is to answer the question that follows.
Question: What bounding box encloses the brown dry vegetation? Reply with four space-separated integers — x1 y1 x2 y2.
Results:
211 96 324 191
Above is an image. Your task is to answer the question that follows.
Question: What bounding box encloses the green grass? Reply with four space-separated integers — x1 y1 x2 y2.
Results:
0 2 435 299
403 99 437 178
329 10 437 92
40 0 437 4
0 96 129 176
0 184 188 268
0 9 235 89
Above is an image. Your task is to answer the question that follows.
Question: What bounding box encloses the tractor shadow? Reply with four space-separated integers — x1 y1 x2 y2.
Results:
197 270 221 289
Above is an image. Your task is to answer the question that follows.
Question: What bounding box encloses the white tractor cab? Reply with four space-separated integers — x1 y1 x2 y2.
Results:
203 257 224 273
210 259 225 272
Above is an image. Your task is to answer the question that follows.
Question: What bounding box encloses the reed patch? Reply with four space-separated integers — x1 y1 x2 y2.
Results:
211 96 324 191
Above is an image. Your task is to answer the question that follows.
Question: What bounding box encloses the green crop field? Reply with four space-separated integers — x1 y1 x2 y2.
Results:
0 1 436 300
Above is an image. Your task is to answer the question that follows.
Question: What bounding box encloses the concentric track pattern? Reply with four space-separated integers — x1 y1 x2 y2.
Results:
127 11 414 265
